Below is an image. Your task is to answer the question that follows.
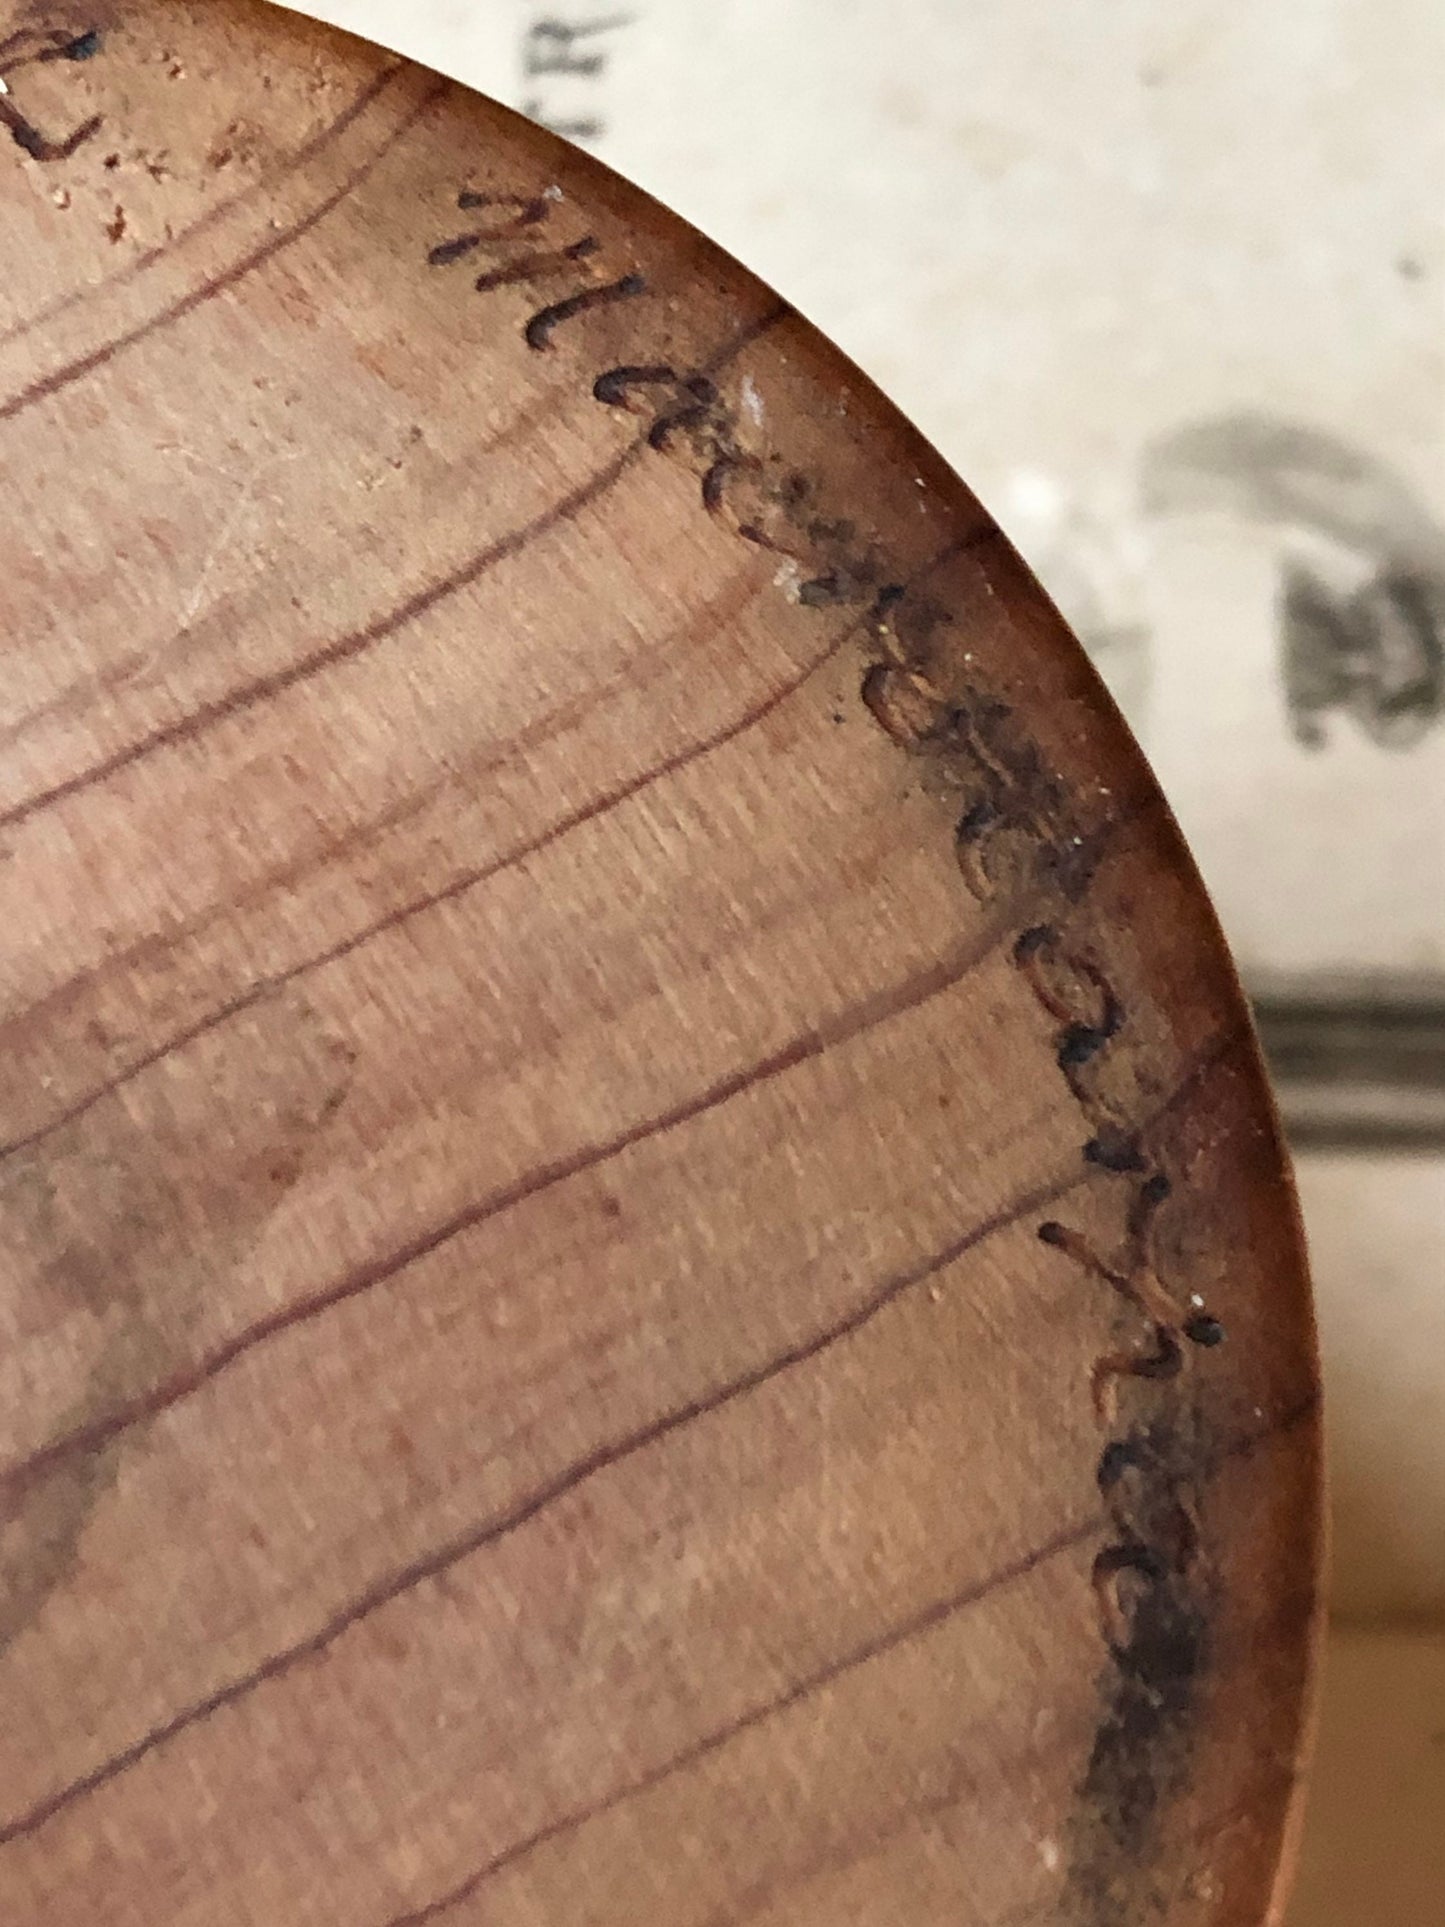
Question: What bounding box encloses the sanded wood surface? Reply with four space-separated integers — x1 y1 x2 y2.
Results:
0 5 1322 1923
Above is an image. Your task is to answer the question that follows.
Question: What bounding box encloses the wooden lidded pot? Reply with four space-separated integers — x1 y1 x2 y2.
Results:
0 6 1321 1922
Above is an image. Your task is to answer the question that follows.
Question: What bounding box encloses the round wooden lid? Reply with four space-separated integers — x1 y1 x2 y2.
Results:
0 6 1322 1923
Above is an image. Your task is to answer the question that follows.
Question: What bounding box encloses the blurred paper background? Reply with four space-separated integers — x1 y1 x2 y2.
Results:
290 4 1445 1915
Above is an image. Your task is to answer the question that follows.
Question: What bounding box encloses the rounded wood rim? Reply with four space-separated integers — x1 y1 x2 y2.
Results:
0 6 1322 1922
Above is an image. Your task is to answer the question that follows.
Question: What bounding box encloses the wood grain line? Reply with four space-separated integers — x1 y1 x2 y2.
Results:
0 442 635 836
0 66 434 430
0 305 786 836
381 1389 1322 1927
380 1513 1103 1927
376 1398 1330 1927
934 1396 1322 1927
2 893 1025 1497
696 1759 988 1927
0 1016 1234 1850
0 1163 1087 1849
0 509 975 1162
0 498 833 1167
0 61 405 355
0 369 578 754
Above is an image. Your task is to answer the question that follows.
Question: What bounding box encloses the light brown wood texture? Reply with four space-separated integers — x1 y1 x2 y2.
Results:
0 5 1323 1923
